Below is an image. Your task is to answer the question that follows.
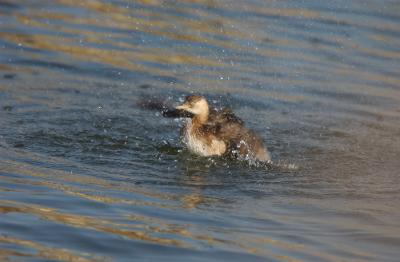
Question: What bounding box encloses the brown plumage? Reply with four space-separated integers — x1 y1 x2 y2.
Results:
175 95 271 162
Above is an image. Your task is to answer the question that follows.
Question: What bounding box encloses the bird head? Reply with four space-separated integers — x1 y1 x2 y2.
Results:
175 95 209 116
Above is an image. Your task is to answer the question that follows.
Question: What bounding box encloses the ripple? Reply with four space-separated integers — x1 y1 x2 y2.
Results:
1 0 400 261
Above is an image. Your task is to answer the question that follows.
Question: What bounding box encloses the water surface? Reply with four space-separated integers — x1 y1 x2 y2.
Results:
1 0 400 261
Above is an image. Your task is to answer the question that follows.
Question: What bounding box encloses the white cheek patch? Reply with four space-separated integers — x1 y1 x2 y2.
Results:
188 107 201 115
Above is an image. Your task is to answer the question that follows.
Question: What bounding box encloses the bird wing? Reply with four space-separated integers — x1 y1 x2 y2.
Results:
208 108 244 125
202 108 246 141
203 108 267 159
138 95 193 118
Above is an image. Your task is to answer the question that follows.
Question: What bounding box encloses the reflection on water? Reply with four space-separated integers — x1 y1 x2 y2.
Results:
1 0 400 261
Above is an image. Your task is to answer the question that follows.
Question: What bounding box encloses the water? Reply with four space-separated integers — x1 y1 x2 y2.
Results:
1 0 400 261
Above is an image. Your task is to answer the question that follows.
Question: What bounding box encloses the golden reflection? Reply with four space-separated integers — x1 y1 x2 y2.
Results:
58 0 128 14
0 64 13 71
7 2 232 75
2 25 223 76
0 235 106 262
17 1 233 60
0 156 176 203
0 200 187 248
2 0 400 85
56 0 246 42
0 152 304 258
0 249 30 261
3 0 261 74
127 208 313 260
125 209 268 256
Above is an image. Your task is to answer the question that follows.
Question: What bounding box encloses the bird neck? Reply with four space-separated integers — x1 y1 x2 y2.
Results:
193 109 209 125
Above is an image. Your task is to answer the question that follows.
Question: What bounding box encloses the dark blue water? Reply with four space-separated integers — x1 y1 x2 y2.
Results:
1 0 400 261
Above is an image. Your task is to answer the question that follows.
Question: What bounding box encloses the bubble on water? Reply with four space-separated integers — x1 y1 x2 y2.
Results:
269 160 299 171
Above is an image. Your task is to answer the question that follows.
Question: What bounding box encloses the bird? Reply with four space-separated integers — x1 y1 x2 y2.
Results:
174 95 271 162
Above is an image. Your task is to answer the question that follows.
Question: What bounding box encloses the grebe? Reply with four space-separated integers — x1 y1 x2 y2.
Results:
175 95 271 162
